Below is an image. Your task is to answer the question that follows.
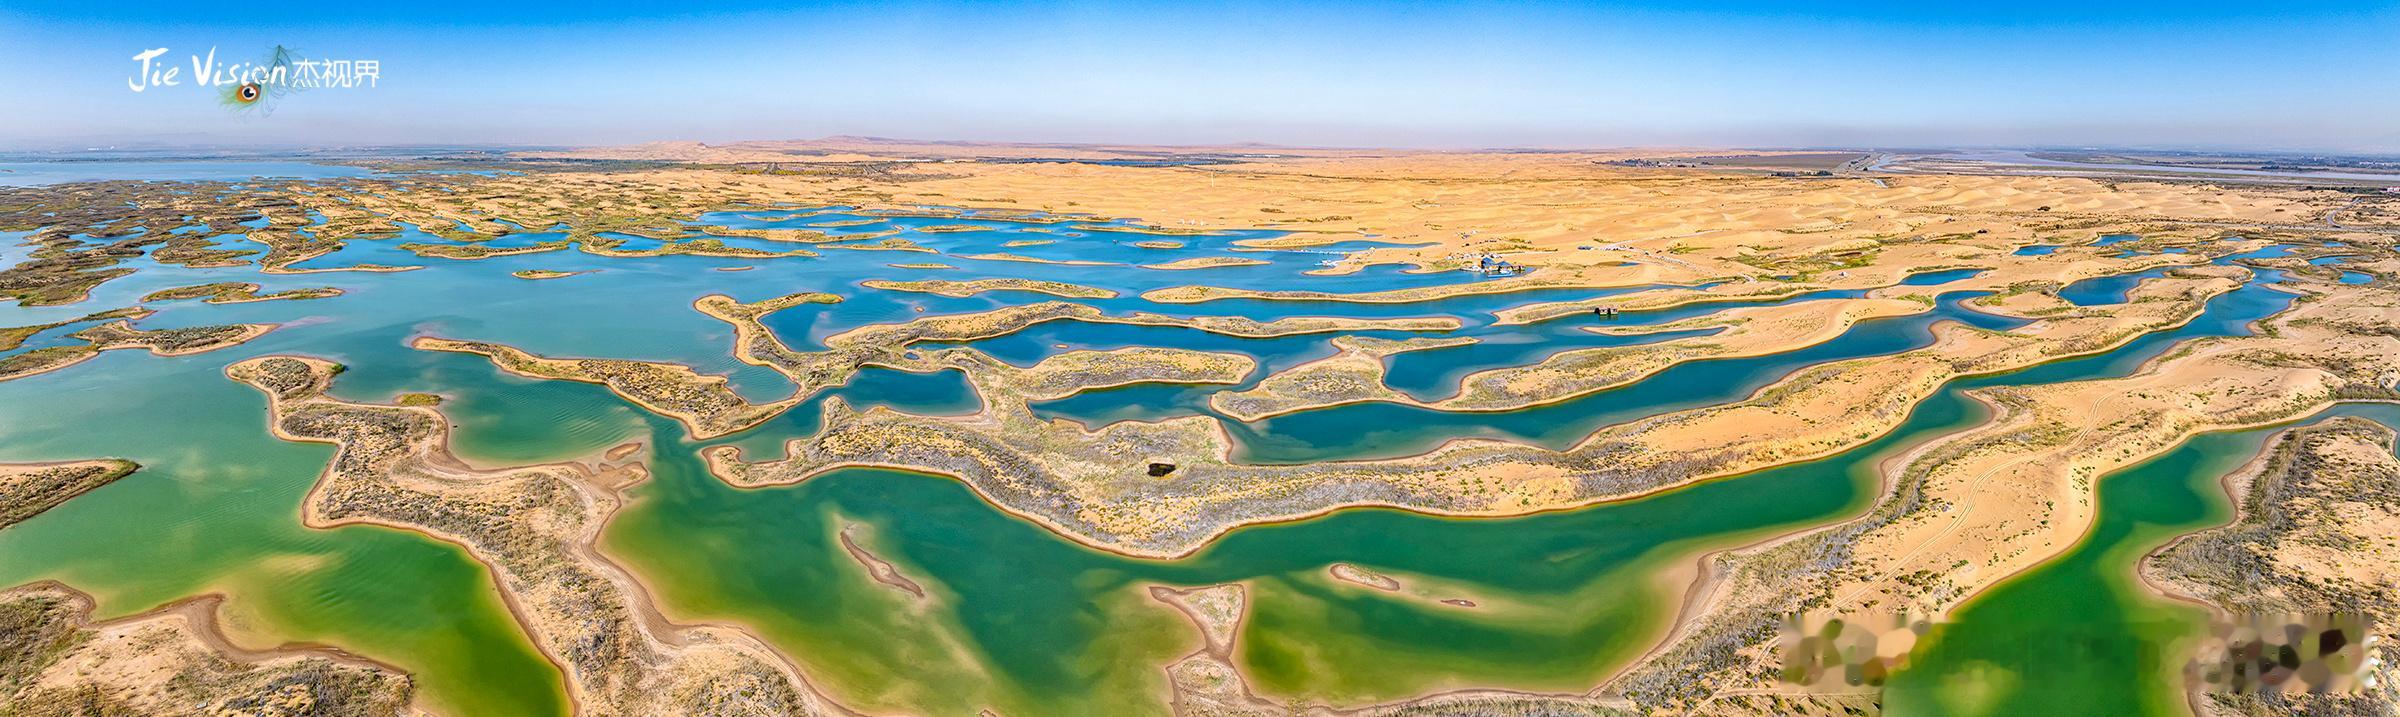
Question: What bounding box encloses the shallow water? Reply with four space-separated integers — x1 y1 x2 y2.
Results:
0 186 2341 714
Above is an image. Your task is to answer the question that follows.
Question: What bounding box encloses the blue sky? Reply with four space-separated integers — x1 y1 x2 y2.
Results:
2 1 2394 151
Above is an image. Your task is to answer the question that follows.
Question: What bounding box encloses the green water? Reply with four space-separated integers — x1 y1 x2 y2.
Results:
606 402 1956 713
0 207 1548 714
602 277 2301 713
596 257 2309 713
1884 403 2400 716
0 197 2334 715
0 350 574 716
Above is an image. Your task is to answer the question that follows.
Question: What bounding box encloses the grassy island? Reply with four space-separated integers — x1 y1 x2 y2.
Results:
142 282 343 304
861 278 1119 299
511 269 594 280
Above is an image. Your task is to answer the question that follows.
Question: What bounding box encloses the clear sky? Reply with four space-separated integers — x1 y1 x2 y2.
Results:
2 1 2395 152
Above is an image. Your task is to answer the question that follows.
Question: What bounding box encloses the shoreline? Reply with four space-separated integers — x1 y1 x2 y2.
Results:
0 457 139 528
1137 272 1658 305
697 275 2264 564
1593 267 2394 708
410 334 803 440
1142 580 1633 715
0 579 424 712
1831 277 2339 614
1212 295 1936 421
0 321 280 384
226 355 874 717
669 269 2347 709
1607 391 2003 705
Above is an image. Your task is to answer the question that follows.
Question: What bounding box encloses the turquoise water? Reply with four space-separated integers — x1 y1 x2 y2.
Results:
2309 254 2375 285
2058 245 2292 306
1220 291 2022 462
0 185 2345 715
1374 268 1982 401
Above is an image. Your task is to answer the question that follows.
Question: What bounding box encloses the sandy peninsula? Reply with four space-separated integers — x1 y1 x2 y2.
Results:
224 355 857 716
0 459 138 528
412 336 798 440
2145 418 2400 716
0 581 412 713
0 320 277 383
